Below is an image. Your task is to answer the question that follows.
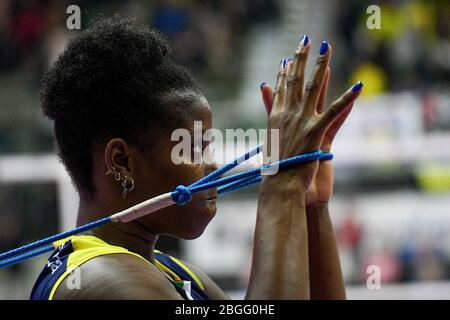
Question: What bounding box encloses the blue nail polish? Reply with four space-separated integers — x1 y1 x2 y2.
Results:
280 58 287 69
352 81 363 92
301 35 309 46
319 41 328 55
287 57 293 62
259 81 267 90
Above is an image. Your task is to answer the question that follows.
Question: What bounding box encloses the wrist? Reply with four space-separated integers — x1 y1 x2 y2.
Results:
259 172 307 206
263 162 318 189
261 170 307 193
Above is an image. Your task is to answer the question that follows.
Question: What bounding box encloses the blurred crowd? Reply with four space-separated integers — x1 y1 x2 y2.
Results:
337 212 450 284
0 0 280 90
0 0 280 153
337 0 448 96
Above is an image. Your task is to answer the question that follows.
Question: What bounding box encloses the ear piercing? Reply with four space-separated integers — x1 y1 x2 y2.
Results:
106 167 135 198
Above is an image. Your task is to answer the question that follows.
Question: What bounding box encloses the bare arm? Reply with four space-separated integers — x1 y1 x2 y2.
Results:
253 37 362 299
307 203 345 299
304 67 353 299
246 172 310 299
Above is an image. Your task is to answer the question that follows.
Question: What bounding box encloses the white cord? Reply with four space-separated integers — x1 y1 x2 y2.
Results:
110 192 175 223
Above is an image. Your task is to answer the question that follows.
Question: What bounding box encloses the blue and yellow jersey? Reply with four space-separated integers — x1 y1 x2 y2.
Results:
30 235 210 300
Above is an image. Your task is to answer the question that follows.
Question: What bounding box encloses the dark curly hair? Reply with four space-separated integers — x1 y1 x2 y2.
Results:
41 16 201 197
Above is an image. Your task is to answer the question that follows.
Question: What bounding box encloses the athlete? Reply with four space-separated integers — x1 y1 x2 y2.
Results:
30 16 362 300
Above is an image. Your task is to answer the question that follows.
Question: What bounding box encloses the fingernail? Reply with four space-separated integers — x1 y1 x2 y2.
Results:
259 81 267 90
319 41 328 55
301 34 309 47
279 58 287 69
287 57 293 63
352 81 364 92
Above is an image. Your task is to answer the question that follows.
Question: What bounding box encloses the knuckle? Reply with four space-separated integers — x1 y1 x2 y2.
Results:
342 92 353 103
294 51 306 60
277 69 287 78
276 74 286 86
272 89 280 97
305 79 319 92
286 76 297 89
315 55 327 66
272 88 283 98
327 103 340 117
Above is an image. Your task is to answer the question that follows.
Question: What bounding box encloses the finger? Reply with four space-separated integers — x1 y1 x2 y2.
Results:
272 58 288 113
327 102 353 140
321 102 354 152
317 81 363 131
303 41 332 116
287 35 310 109
317 67 330 114
260 82 274 116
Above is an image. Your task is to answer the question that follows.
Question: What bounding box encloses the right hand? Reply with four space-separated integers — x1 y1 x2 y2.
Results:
262 37 362 189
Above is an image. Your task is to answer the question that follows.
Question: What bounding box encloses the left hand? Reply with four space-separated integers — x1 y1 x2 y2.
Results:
260 51 356 206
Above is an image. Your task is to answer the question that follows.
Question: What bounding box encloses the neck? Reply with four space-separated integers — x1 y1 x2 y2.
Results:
77 198 159 263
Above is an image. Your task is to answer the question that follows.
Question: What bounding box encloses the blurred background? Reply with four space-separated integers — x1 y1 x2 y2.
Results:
0 0 449 299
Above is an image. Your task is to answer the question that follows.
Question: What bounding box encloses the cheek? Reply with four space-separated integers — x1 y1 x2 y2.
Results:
138 136 209 195
170 163 207 186
146 162 206 193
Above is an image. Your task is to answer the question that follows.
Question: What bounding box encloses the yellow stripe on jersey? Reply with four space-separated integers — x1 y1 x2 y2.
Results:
48 235 151 300
169 256 205 290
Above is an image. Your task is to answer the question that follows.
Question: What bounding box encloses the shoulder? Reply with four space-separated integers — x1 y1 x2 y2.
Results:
174 258 230 300
52 253 183 300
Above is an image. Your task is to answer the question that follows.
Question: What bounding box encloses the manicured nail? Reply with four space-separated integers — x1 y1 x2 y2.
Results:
301 34 309 47
319 41 328 55
352 81 364 92
279 58 287 69
259 81 267 90
287 57 293 63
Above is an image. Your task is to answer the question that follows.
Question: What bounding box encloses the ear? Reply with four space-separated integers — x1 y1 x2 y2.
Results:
104 138 134 176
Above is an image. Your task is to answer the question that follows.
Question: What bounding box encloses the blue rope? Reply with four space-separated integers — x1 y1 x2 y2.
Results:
172 150 329 205
218 175 262 195
0 245 54 269
189 144 262 187
0 216 111 261
0 147 332 268
216 152 333 195
319 153 333 161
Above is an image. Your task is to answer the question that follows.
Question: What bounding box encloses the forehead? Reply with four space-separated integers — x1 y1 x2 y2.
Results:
175 92 211 125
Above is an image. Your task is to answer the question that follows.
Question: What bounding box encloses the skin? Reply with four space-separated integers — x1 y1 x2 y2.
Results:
53 38 361 300
260 44 355 299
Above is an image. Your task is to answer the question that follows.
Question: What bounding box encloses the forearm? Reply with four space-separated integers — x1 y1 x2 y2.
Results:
246 172 310 300
306 203 346 299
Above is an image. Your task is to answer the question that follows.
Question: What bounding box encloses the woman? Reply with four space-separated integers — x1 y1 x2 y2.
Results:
30 17 362 300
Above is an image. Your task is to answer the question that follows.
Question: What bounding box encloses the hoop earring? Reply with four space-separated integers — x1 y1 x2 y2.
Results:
106 167 121 181
121 176 135 198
